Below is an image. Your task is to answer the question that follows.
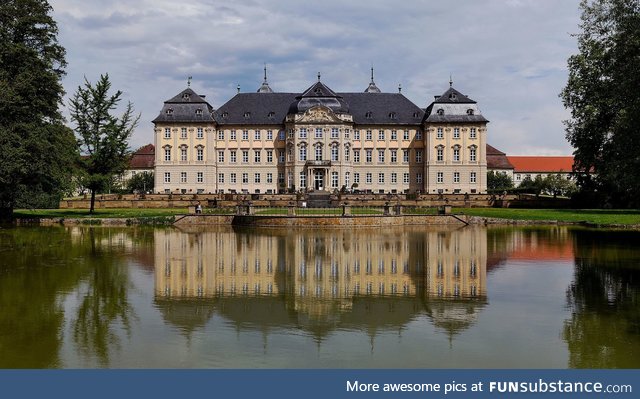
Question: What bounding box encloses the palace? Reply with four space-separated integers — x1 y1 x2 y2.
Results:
153 70 488 195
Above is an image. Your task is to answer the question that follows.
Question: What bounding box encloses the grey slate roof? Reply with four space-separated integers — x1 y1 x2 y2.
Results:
341 93 424 125
432 87 476 104
424 86 489 123
288 81 350 114
152 88 215 123
215 93 298 125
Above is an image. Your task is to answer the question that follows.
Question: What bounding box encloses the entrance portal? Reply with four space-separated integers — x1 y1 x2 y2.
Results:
314 169 325 190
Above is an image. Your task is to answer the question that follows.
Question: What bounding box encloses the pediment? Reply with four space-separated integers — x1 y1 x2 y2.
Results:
296 105 343 123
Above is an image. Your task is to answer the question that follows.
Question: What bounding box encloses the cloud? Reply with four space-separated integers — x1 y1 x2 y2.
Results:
50 0 581 154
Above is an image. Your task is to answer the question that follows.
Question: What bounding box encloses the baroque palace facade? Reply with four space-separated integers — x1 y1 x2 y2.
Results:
153 72 488 194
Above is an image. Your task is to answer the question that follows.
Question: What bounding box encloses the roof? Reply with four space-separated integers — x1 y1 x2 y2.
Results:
153 88 216 123
215 93 298 125
340 93 425 124
424 86 488 123
507 156 574 173
129 144 154 169
288 81 350 114
486 144 514 170
432 87 476 104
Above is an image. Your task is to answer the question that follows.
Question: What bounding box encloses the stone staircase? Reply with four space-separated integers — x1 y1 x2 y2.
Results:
305 191 332 208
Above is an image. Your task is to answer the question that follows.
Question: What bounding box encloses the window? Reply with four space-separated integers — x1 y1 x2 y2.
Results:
344 147 350 162
470 147 477 162
180 147 187 161
365 111 372 118
516 174 521 181
391 130 397 140
354 173 360 184
378 149 385 163
331 146 339 161
197 127 203 139
365 130 372 140
417 173 423 184
354 130 360 140
300 128 307 139
378 130 385 140
331 171 338 188
365 149 372 163
244 112 251 119
470 172 477 183
242 130 249 140
300 172 307 188
437 147 444 162
437 108 444 115
218 173 224 183
230 130 236 140
315 146 323 161
453 148 460 162
164 172 171 183
437 127 443 139
267 130 273 140
180 172 187 183
416 130 422 140
254 173 261 184
254 150 261 163
242 150 249 163
378 173 385 184
454 172 460 183
416 150 423 163
366 172 372 184
164 128 171 139
331 128 339 139
390 149 397 163
267 173 273 183
403 130 410 140
470 128 477 139
230 173 237 184
344 129 350 139
230 150 236 163
197 172 203 183
315 128 323 139
181 128 187 139
279 150 285 163
164 148 171 161
242 173 248 184
353 150 360 163
218 130 224 140
437 172 444 183
467 108 475 115
266 150 273 163
196 147 203 161
166 108 173 115
391 172 397 183
389 112 397 119
278 130 285 140
453 128 460 139
403 149 409 163
254 130 261 140
403 172 410 184
299 146 307 161
345 172 350 187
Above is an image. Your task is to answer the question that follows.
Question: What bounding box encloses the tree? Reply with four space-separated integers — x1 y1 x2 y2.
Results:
561 0 640 207
0 0 77 219
487 171 514 191
70 74 140 213
543 173 577 197
126 171 154 194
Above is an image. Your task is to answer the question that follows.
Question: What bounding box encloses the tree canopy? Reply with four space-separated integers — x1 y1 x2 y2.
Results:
561 0 640 207
70 74 139 213
0 0 77 218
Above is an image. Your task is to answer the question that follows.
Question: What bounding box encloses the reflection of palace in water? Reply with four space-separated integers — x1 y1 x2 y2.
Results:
153 226 487 338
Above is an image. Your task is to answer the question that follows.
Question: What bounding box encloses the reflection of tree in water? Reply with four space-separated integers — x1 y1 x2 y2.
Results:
564 229 640 368
71 228 136 367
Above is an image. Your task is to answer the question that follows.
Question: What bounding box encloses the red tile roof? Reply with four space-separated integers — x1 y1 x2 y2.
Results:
129 144 155 169
507 156 574 173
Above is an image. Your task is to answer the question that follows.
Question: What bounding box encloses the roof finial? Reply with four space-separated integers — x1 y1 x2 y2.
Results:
317 72 321 81
398 83 402 93
237 84 240 94
187 76 192 87
449 74 453 88
263 63 268 82
371 66 375 83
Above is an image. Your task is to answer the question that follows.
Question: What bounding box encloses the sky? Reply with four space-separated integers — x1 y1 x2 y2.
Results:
49 0 582 155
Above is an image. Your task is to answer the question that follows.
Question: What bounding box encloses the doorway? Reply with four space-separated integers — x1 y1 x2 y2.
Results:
314 169 324 190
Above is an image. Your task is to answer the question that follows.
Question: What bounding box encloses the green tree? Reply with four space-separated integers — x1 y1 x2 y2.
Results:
543 173 577 197
126 171 154 194
0 0 77 219
70 74 140 213
487 171 514 191
561 0 640 207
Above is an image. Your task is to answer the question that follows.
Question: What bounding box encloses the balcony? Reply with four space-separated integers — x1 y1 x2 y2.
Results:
306 160 331 167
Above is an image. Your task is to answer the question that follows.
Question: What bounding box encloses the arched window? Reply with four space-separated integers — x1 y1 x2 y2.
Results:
467 109 474 115
436 108 444 116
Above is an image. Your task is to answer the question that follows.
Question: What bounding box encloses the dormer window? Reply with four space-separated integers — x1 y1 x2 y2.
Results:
466 109 474 115
222 112 229 118
314 88 322 94
365 111 372 119
436 108 444 116
182 93 190 100
268 111 275 118
244 112 251 119
413 112 420 118
166 108 173 115
389 112 397 119
195 109 203 116
449 93 457 100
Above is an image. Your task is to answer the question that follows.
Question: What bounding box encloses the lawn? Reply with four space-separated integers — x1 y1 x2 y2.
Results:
456 208 640 225
14 208 188 219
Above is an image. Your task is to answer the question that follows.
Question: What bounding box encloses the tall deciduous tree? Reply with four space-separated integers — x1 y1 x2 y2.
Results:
0 0 77 219
561 0 640 207
70 74 139 213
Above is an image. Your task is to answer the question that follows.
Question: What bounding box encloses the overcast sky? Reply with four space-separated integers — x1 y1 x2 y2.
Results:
50 0 581 155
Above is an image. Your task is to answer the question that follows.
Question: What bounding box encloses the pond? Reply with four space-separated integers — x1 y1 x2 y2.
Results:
0 224 638 368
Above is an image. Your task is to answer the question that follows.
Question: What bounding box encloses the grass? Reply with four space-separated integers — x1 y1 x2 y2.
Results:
14 208 188 219
455 208 640 225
